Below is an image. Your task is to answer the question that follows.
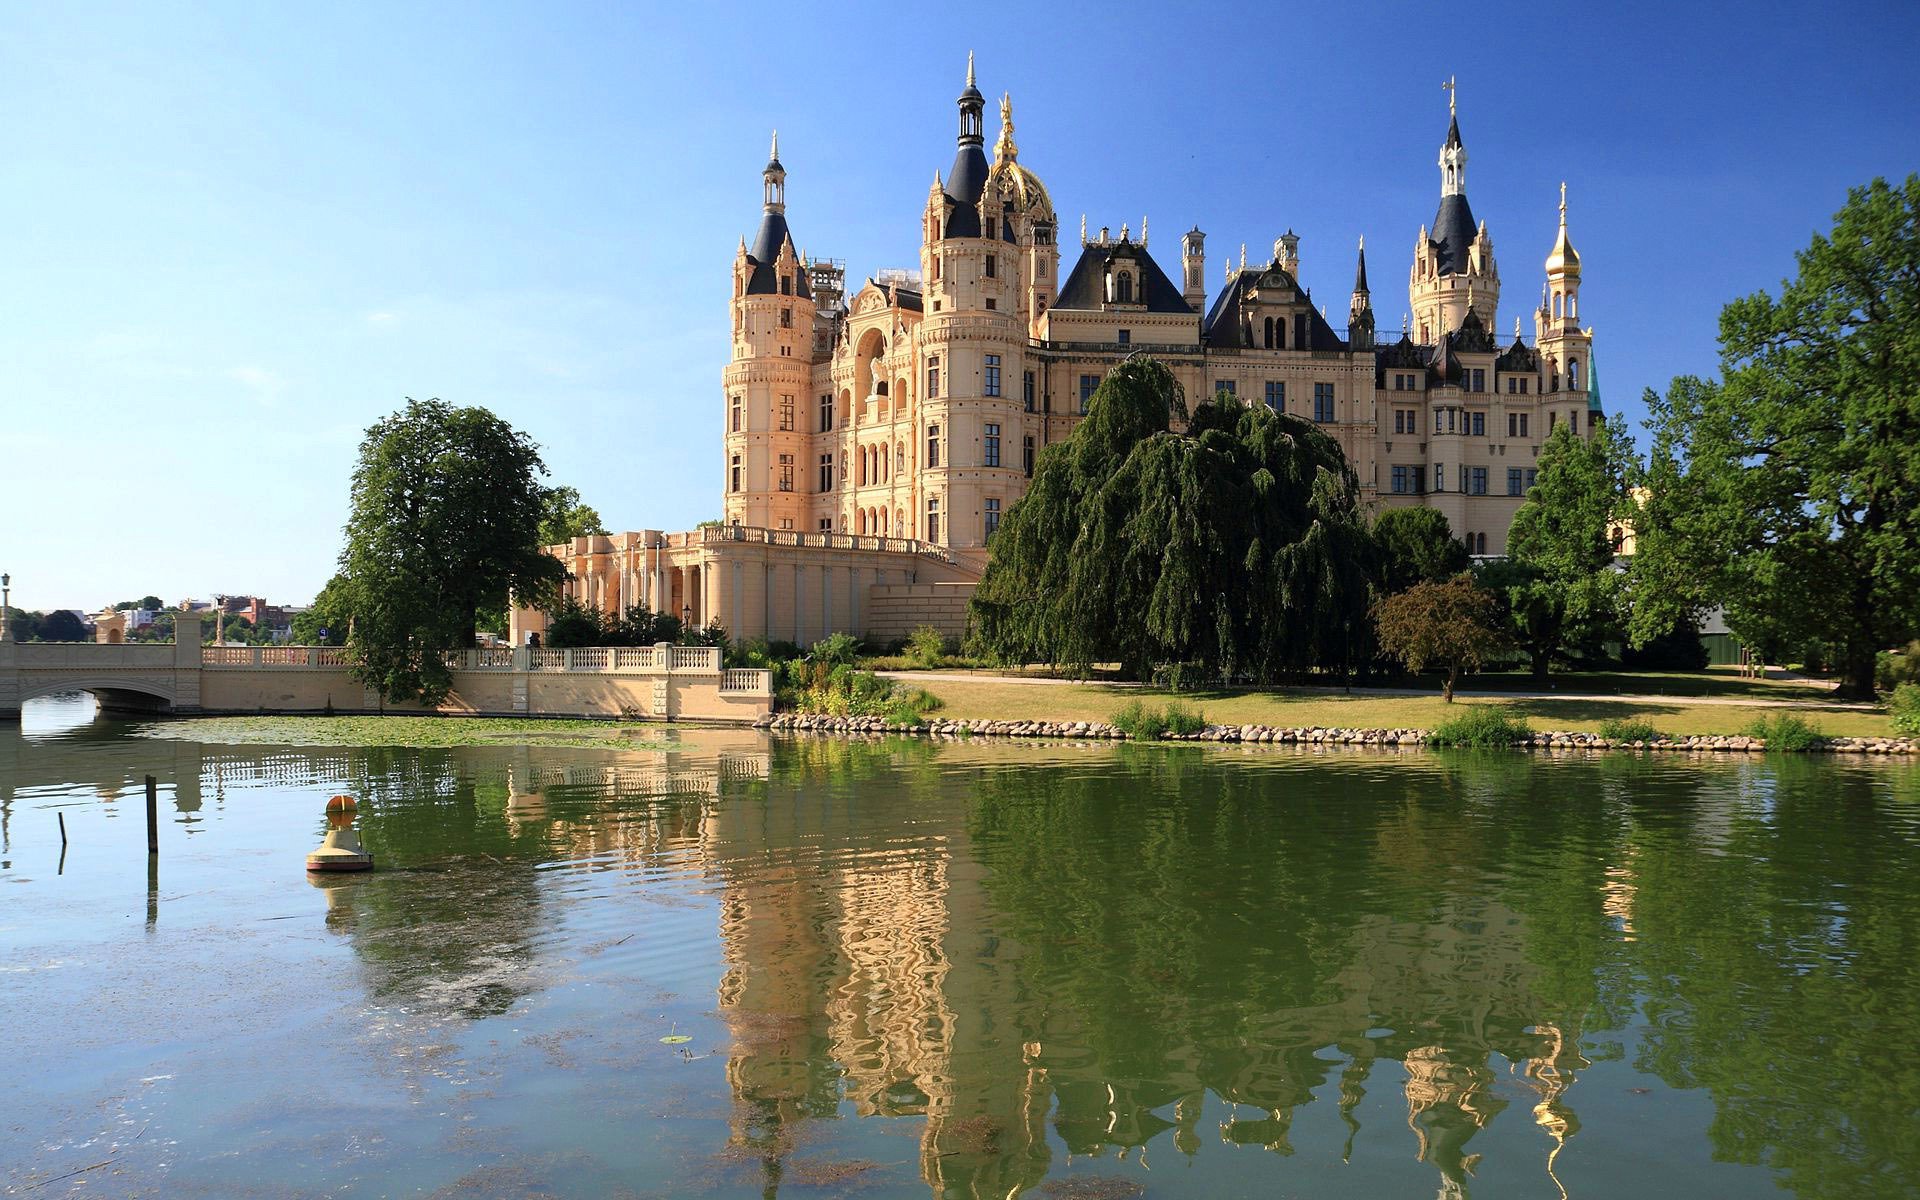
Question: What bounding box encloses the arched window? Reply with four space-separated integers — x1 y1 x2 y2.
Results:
1263 317 1274 349
1568 358 1581 389
1569 295 1577 320
1116 272 1133 303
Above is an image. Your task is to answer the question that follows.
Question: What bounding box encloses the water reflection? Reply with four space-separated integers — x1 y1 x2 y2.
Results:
4 701 1919 1199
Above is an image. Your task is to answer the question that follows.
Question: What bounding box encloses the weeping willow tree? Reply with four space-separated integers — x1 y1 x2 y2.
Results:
970 357 1373 681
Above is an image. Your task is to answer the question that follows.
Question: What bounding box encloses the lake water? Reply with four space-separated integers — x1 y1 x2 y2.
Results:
5 693 1919 1199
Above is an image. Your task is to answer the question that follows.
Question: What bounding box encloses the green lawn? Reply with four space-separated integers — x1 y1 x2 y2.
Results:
907 679 1895 739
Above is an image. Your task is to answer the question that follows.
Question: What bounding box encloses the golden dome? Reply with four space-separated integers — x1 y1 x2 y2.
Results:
1545 181 1581 275
987 93 1055 224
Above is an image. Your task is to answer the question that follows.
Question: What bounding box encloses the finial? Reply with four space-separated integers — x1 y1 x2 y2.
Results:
1120 222 1130 242
1443 75 1456 117
1403 312 1410 334
1239 243 1246 269
1515 316 1523 341
770 129 778 162
967 50 975 88
1080 213 1087 244
996 92 1017 160
1142 215 1148 246
1559 180 1568 223
1359 235 1365 252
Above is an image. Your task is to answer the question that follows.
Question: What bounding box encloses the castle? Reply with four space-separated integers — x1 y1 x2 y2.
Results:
515 63 1599 647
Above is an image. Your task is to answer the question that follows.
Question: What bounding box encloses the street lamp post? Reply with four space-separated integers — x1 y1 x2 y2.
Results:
1 573 11 641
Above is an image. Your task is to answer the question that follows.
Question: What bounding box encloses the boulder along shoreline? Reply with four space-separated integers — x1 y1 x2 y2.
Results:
758 712 1918 754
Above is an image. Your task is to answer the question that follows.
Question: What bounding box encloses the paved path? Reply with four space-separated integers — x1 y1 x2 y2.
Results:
875 671 1881 711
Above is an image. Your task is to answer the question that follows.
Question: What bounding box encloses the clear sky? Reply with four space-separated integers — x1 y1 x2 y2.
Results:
3 1 1916 612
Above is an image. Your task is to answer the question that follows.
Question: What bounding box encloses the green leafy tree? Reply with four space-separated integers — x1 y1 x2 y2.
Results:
1372 574 1505 701
970 358 1373 681
290 575 351 645
1492 420 1637 681
1373 506 1471 596
538 485 608 545
1632 177 1920 697
340 398 568 704
139 594 164 611
39 609 87 642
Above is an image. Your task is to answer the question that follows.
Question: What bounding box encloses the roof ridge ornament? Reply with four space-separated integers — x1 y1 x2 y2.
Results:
995 92 1018 161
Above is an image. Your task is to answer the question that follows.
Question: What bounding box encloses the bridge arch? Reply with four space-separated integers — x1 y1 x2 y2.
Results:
17 675 180 712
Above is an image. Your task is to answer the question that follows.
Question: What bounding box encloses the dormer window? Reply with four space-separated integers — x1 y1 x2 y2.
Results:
779 275 791 295
986 217 997 239
1115 272 1134 304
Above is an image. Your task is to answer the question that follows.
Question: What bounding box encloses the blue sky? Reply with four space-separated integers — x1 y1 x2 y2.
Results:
3 1 1915 611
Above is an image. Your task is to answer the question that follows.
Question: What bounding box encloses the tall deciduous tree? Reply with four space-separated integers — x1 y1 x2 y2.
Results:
1372 574 1505 701
1633 176 1920 697
969 358 1373 680
538 485 609 545
340 399 568 704
1488 419 1637 681
1373 506 1471 596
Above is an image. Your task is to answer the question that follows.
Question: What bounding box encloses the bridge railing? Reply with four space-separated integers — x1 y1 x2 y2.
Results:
196 642 768 693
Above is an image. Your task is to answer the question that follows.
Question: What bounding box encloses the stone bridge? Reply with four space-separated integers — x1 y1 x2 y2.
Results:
0 612 773 722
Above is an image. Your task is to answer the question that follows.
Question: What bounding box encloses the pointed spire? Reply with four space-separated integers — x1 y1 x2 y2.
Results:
1546 180 1582 274
1353 236 1370 293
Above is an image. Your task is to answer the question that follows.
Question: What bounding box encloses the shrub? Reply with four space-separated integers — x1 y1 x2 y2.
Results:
1888 683 1920 736
810 632 860 668
1425 706 1531 748
1110 699 1207 740
1163 701 1206 736
906 625 948 668
1110 699 1169 741
1598 717 1664 743
1742 712 1824 752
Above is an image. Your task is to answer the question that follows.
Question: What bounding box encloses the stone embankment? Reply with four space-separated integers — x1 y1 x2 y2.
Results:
756 712 1919 753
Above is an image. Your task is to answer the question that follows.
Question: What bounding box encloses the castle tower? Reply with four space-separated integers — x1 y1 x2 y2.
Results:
1534 181 1593 423
916 55 1034 552
1181 227 1207 312
723 132 816 531
1349 237 1375 349
1410 80 1499 343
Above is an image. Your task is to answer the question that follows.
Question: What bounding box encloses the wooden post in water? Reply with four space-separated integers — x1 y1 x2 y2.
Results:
145 774 158 855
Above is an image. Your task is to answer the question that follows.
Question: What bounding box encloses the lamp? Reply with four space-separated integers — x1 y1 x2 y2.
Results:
1 572 9 641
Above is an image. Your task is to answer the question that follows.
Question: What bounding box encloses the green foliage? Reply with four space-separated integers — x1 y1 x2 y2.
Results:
38 609 87 642
907 624 948 668
811 632 860 668
541 600 706 649
970 357 1374 681
339 398 569 704
1163 701 1206 736
537 485 608 546
1632 176 1920 697
139 594 164 612
1501 419 1637 679
1425 706 1531 748
1878 641 1920 692
1598 717 1665 743
1372 575 1505 701
1743 712 1825 752
1109 699 1207 740
1886 683 1920 735
1372 506 1471 596
1110 699 1169 741
291 575 351 645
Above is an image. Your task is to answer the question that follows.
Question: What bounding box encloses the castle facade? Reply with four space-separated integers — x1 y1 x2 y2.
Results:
516 64 1599 647
724 62 1597 565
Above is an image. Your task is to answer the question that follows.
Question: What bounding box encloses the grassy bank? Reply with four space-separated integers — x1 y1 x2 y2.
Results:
138 715 678 750
904 679 1896 739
